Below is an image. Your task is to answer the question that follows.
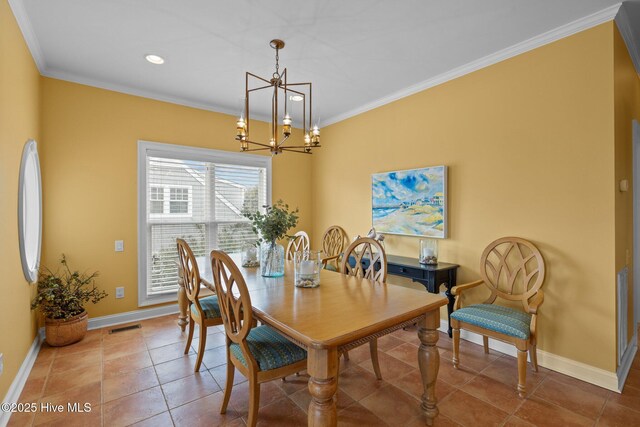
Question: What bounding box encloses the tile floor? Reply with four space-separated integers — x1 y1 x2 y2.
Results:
6 316 640 426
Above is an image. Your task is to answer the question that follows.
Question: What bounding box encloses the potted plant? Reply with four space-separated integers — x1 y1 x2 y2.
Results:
244 200 299 277
31 255 108 346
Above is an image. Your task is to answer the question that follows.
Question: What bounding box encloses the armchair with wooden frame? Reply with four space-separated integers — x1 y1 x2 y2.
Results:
210 250 307 427
285 230 310 260
176 238 223 372
338 237 387 380
320 225 348 271
450 237 546 397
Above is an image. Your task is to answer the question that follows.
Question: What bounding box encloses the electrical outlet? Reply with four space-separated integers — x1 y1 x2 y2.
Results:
116 287 125 299
115 240 124 252
0 353 4 376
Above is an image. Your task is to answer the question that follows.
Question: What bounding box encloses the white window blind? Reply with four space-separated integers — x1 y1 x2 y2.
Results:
138 141 270 306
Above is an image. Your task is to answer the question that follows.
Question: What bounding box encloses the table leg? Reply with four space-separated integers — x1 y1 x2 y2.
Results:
307 347 339 427
418 309 440 426
177 270 188 332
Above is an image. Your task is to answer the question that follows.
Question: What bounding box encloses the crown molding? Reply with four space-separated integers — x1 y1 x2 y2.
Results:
41 68 239 116
9 0 623 127
8 0 46 72
41 68 277 123
324 2 622 126
615 3 640 74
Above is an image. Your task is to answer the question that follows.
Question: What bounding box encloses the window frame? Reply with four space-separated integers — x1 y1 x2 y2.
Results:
137 140 272 307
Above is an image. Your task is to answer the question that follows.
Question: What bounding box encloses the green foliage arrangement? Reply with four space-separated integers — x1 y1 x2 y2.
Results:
244 200 299 244
30 255 108 320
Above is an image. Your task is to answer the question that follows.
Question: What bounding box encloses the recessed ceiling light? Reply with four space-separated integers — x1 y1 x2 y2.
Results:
145 54 165 65
289 95 303 102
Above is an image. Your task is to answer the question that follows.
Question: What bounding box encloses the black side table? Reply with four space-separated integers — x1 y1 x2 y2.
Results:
349 254 459 337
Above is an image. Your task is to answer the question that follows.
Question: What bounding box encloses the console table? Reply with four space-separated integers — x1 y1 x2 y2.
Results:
350 254 459 337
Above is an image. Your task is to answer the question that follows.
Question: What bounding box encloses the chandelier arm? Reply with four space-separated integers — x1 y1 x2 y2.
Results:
281 148 312 154
280 145 322 149
248 84 275 93
241 147 272 152
243 139 274 149
272 81 277 143
276 134 290 148
309 83 313 135
280 87 305 96
283 68 287 118
247 72 272 85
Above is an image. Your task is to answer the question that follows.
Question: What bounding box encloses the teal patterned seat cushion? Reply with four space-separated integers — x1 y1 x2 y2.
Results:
192 295 221 319
230 325 306 371
451 304 531 340
324 263 338 272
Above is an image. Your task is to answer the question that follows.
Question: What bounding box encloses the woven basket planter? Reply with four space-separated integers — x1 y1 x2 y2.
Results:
44 310 88 347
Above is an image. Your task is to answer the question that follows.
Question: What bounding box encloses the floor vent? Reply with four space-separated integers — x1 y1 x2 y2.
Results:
109 323 142 334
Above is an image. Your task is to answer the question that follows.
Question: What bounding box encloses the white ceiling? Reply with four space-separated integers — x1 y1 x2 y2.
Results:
12 0 623 126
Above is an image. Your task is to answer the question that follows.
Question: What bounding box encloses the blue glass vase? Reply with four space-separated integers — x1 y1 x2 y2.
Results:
260 241 284 277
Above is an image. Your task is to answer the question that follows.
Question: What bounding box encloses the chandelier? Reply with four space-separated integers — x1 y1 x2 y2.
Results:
235 39 320 155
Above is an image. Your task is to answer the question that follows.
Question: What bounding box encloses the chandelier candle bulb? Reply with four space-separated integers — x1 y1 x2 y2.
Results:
236 117 246 140
311 126 320 145
283 115 292 136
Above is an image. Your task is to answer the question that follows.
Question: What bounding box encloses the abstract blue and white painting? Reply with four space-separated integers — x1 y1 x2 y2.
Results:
372 166 447 238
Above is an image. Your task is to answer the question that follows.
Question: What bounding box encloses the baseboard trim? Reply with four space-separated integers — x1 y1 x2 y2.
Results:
438 321 620 392
0 333 44 427
36 304 180 340
618 332 638 391
86 304 179 330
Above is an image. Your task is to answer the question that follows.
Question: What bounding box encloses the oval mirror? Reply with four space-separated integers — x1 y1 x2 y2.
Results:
18 139 42 283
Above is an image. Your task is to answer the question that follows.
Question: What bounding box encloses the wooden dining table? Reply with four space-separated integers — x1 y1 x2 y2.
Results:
177 254 448 426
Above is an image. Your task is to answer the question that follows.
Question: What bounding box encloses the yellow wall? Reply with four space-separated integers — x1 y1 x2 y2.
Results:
312 23 618 371
614 24 640 350
40 78 313 318
0 0 41 399
3 2 635 397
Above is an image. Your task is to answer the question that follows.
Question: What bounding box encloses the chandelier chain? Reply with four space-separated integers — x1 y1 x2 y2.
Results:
273 47 280 80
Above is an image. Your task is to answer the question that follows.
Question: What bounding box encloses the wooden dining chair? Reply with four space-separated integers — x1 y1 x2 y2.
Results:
339 237 388 379
450 237 546 397
210 250 307 427
321 225 348 271
176 238 223 372
285 230 310 260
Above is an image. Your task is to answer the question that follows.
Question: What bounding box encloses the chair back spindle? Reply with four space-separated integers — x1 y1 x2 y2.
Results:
177 238 202 304
480 237 545 312
210 251 254 346
340 237 388 283
285 231 310 260
322 225 348 258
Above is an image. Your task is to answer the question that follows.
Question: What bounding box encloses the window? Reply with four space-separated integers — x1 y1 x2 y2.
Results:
149 185 192 216
150 186 164 214
169 187 189 214
138 141 271 306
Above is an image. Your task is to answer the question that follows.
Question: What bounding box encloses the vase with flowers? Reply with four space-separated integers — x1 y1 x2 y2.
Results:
244 200 299 277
